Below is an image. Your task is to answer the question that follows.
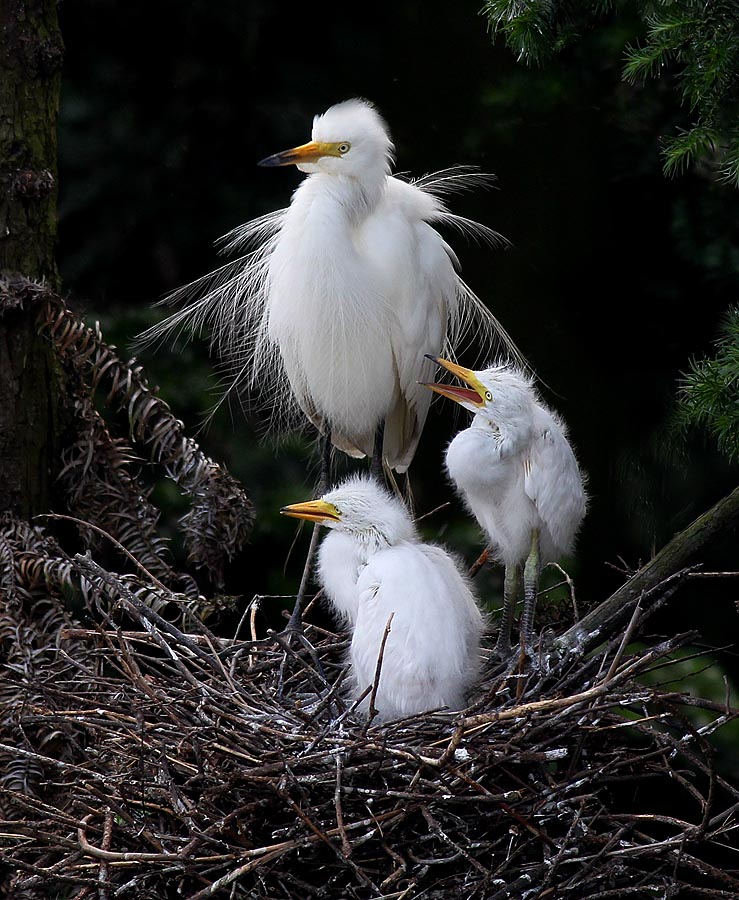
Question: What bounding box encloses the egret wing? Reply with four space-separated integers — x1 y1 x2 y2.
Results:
372 180 456 469
385 230 454 470
523 417 586 556
135 208 295 429
352 544 481 717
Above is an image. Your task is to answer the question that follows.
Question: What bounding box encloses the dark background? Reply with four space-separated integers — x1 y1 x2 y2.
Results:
55 1 739 714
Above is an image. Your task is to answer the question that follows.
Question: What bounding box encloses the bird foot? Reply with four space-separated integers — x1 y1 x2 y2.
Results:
491 638 515 662
274 619 327 698
273 593 329 699
281 602 304 642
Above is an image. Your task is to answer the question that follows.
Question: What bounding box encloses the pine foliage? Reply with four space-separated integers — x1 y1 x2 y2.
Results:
482 0 616 64
482 0 739 185
674 305 739 462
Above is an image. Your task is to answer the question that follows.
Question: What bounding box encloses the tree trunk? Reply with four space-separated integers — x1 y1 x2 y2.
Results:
0 0 66 517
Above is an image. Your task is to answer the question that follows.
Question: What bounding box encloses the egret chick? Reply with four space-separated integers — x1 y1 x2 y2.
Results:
281 476 484 720
424 358 587 654
141 98 518 477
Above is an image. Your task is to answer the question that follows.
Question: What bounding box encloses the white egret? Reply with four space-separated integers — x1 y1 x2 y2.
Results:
423 357 587 654
140 98 518 477
280 475 484 720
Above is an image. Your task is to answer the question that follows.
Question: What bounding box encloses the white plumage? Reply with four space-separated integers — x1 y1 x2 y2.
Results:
425 358 587 651
281 475 484 720
141 98 517 473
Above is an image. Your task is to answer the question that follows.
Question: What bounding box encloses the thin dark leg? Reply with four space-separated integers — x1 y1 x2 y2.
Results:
278 428 332 695
287 428 332 632
370 420 385 482
319 427 332 494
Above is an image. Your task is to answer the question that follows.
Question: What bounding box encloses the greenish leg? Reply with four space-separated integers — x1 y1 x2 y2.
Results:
520 528 541 651
494 563 522 656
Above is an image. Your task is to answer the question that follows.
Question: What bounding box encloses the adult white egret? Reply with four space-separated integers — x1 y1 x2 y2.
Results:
140 98 518 477
280 475 484 720
423 357 587 654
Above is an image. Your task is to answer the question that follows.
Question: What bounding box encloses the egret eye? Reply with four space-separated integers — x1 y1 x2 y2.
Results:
338 142 351 154
485 391 493 402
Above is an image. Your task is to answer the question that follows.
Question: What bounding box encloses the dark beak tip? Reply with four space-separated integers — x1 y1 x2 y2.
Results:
424 353 439 364
258 151 292 168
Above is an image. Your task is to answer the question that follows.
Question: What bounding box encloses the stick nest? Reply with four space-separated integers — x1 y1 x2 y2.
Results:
1 279 738 898
2 553 739 900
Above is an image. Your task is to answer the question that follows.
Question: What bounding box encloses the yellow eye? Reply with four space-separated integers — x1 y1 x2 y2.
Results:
338 142 351 154
485 391 493 401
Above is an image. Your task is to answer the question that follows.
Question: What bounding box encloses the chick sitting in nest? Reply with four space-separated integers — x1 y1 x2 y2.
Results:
281 475 484 720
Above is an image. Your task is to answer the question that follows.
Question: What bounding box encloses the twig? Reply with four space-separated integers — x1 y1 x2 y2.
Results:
467 545 490 578
414 501 451 524
334 753 352 858
60 628 250 648
363 612 395 731
557 568 692 654
420 806 490 876
97 810 113 900
37 514 172 595
548 561 579 620
687 570 739 578
600 599 642 684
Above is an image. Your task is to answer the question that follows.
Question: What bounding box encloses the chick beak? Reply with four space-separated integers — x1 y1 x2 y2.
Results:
422 355 487 408
421 381 486 406
280 499 341 523
258 141 333 168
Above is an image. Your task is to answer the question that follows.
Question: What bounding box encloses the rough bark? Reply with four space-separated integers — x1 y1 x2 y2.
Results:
0 0 66 516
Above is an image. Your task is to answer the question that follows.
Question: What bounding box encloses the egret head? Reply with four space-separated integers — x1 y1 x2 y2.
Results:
281 475 416 546
423 356 536 433
258 99 394 179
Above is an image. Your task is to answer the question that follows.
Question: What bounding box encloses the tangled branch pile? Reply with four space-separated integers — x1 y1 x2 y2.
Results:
1 551 738 899
1 277 738 898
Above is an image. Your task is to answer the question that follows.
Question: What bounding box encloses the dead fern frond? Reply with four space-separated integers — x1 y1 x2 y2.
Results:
58 389 196 593
39 292 254 586
1 276 253 592
0 516 89 812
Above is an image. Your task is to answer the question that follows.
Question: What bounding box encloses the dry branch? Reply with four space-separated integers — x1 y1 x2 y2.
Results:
558 484 739 652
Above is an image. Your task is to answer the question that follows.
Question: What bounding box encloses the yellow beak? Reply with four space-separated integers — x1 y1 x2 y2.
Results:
280 498 341 523
258 141 342 168
422 355 488 408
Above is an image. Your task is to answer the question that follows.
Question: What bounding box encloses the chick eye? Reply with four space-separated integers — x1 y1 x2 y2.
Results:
484 391 493 401
338 142 351 154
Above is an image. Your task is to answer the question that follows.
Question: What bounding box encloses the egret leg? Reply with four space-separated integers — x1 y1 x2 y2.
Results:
520 529 541 653
494 563 522 657
319 426 332 492
370 420 385 482
286 429 333 632
277 430 332 696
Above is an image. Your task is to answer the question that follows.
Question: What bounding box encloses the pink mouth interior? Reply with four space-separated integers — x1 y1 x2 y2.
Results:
434 384 481 404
